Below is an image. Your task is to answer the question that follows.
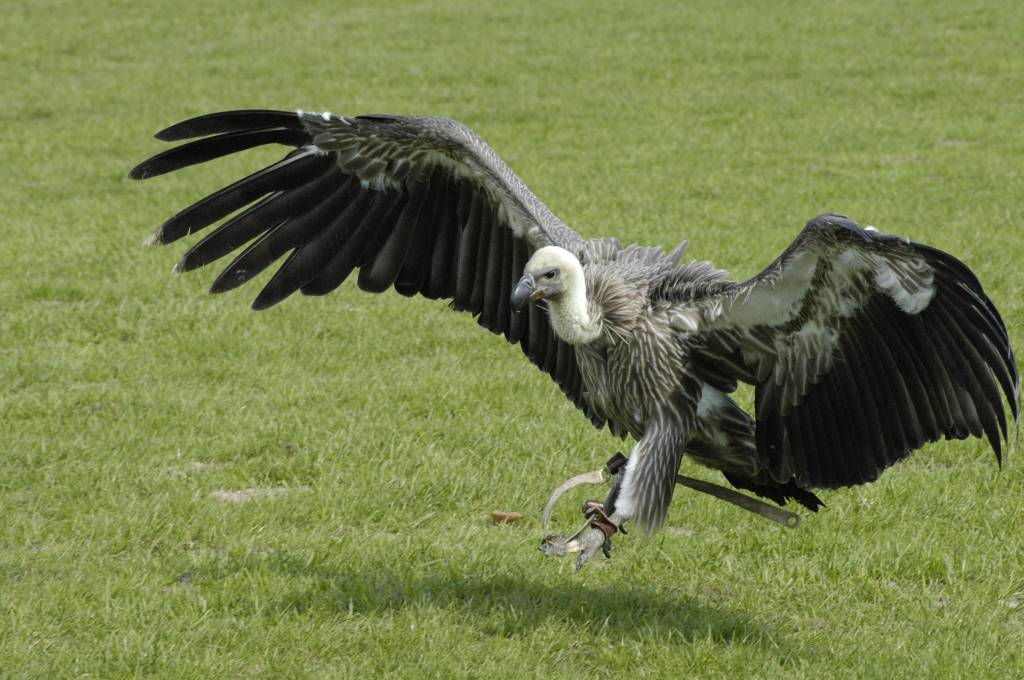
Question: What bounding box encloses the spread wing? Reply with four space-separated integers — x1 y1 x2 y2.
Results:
130 109 598 424
690 213 1019 488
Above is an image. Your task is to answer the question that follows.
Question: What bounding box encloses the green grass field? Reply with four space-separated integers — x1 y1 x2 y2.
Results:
3 1 1023 677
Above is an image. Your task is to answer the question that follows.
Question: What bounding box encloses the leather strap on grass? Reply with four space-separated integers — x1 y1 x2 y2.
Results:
676 474 801 529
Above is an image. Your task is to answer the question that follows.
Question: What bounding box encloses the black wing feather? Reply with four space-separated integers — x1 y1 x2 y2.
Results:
154 109 303 141
177 166 345 273
358 179 429 293
422 181 459 300
211 177 357 297
470 204 494 315
146 151 333 244
395 169 447 296
300 191 401 296
129 128 308 179
454 190 482 310
489 226 512 336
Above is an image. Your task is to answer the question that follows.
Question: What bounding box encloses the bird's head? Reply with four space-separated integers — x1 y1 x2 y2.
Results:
511 246 579 311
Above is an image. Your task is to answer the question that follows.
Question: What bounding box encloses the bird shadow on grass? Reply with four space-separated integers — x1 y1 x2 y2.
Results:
224 552 790 651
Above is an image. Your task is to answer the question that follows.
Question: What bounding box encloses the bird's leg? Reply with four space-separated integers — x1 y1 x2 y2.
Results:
539 453 629 571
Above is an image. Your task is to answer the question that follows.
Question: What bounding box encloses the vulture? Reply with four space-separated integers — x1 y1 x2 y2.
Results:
131 109 1019 569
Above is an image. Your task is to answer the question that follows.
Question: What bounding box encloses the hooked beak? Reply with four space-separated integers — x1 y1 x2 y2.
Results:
511 273 544 311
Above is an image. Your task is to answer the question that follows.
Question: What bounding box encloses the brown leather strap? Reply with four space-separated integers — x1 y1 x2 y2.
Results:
582 499 620 538
590 515 618 539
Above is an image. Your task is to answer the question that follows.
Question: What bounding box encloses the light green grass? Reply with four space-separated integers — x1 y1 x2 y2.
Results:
2 1 1023 677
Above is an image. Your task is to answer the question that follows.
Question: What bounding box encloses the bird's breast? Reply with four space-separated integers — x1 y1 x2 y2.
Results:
577 324 686 439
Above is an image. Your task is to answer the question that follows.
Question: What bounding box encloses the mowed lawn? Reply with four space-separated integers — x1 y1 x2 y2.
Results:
3 1 1023 677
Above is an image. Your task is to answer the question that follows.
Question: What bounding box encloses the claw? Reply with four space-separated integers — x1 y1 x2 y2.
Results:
538 517 593 557
538 533 573 557
601 534 612 559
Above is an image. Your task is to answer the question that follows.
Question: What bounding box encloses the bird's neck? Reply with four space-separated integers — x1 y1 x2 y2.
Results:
547 267 601 346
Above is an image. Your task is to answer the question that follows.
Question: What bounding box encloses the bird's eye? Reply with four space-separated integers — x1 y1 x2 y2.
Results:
544 270 557 280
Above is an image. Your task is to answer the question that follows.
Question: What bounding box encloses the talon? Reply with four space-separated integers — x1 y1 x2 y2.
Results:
539 533 572 557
